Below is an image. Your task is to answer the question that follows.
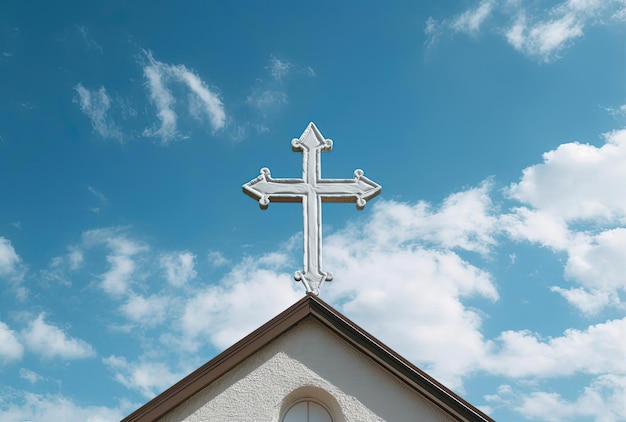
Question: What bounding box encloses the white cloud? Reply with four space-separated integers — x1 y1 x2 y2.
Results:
423 17 441 49
19 368 44 384
68 248 83 270
614 3 626 20
82 227 147 256
22 314 95 360
103 355 183 399
505 12 526 49
509 129 626 223
32 132 623 409
330 250 496 390
183 174 620 390
427 0 624 61
516 375 626 421
512 12 584 60
603 103 626 118
143 51 226 144
173 184 501 389
554 228 626 314
120 294 168 326
207 250 229 267
504 129 626 314
451 0 495 34
143 59 177 142
0 320 23 361
82 227 148 297
0 391 132 422
322 205 499 389
180 253 301 351
356 182 499 255
74 83 123 141
484 317 626 378
551 286 615 316
0 236 24 283
160 251 196 286
501 207 570 250
170 63 226 131
101 255 136 296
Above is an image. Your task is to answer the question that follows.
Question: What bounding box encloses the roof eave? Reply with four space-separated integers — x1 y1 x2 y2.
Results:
121 294 494 422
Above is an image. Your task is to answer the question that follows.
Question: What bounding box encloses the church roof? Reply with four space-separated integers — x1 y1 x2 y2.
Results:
122 293 494 422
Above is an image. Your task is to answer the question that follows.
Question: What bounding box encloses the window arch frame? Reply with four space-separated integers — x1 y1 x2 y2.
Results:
281 398 334 422
279 386 344 422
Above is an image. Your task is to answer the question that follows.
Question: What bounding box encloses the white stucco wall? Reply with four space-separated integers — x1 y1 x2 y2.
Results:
159 319 457 422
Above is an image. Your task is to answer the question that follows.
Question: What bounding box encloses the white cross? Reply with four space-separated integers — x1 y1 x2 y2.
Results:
243 122 381 294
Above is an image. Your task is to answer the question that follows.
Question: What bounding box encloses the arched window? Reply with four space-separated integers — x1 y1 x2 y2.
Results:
282 399 333 422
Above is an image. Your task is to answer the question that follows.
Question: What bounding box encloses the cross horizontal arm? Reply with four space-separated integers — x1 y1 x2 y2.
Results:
242 168 306 208
316 170 381 208
243 168 381 210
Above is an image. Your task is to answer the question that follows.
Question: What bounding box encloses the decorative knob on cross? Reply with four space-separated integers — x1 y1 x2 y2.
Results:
243 122 381 295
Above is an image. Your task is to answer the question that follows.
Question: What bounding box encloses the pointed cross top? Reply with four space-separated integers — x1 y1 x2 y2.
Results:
243 122 381 294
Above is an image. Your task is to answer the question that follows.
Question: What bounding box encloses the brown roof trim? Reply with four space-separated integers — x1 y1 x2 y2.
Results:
121 294 494 422
307 295 494 422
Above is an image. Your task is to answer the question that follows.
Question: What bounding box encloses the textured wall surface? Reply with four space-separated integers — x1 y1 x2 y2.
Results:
159 319 456 422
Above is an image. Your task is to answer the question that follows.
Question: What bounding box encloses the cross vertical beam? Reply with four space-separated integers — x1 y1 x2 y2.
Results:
243 122 381 294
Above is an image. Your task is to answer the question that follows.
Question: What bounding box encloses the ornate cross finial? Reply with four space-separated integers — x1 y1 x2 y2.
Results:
243 122 381 295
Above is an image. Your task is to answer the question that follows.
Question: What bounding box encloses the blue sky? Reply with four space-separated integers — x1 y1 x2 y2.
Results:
1 1 626 420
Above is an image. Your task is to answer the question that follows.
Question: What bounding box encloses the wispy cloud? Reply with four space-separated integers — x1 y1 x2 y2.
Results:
87 186 107 213
207 250 229 267
75 25 103 54
119 294 169 327
268 56 292 81
245 55 315 120
426 0 625 61
38 256 72 287
484 318 626 378
142 51 226 144
515 375 626 421
451 0 496 34
234 55 316 139
171 64 226 131
0 236 24 282
22 314 95 360
485 375 626 421
74 83 123 141
103 355 183 399
81 227 149 297
142 60 177 142
506 7 586 60
245 90 288 110
0 391 133 421
0 236 27 299
603 103 626 119
19 368 44 384
160 251 196 286
0 320 23 362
